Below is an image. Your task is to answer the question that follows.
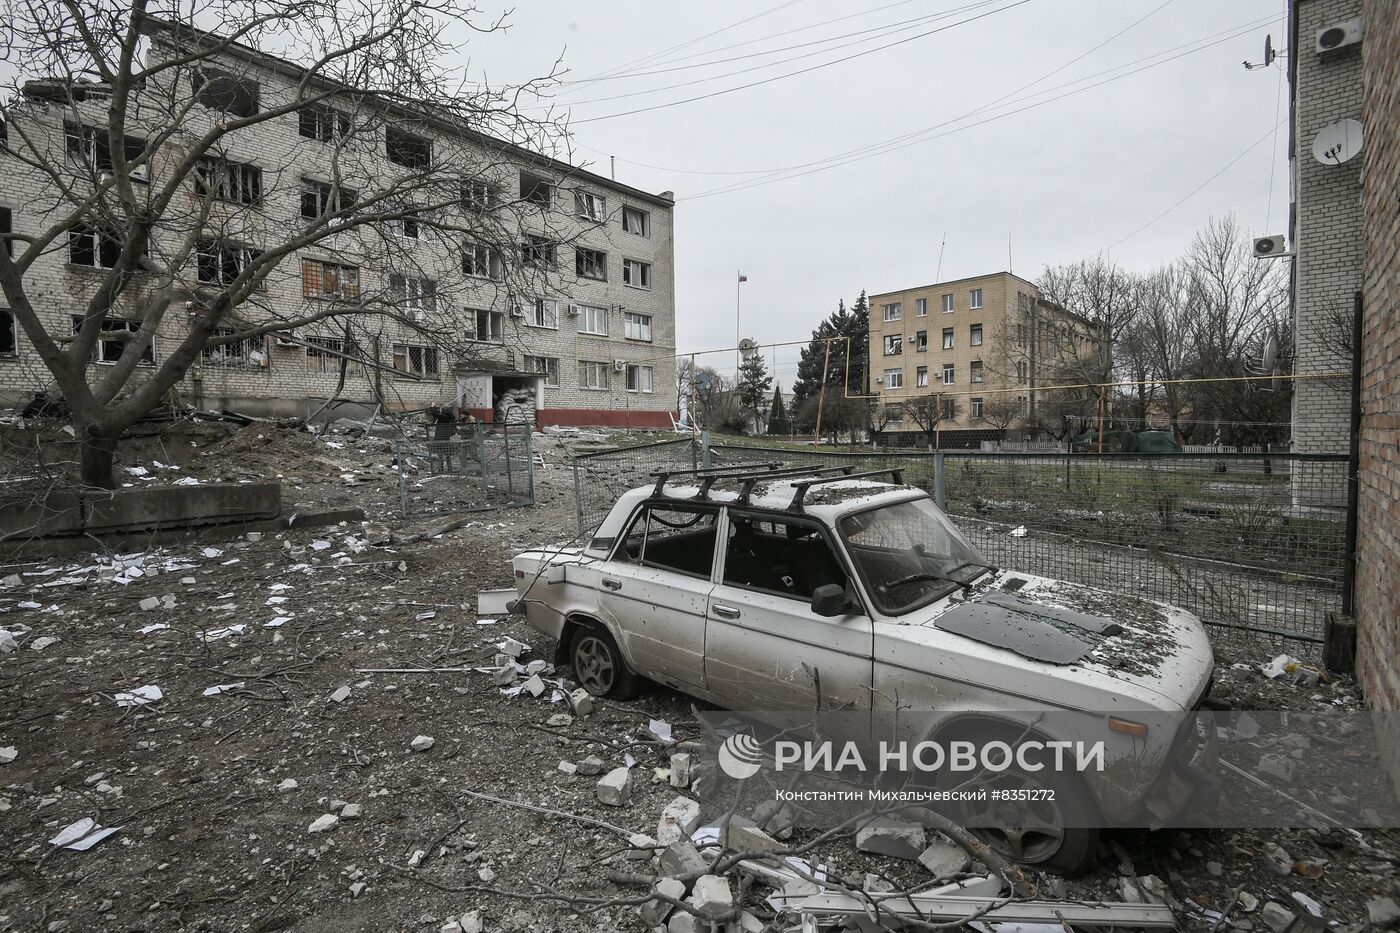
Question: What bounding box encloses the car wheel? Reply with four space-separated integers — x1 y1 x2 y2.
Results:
570 625 641 699
942 767 1099 877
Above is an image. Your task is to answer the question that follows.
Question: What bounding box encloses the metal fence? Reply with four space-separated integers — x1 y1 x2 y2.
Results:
709 443 1348 659
572 437 699 535
394 422 534 519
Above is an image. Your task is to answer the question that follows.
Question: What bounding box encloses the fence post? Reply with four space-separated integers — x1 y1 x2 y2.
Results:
503 425 514 495
524 426 535 506
701 430 711 469
934 452 946 510
573 459 584 536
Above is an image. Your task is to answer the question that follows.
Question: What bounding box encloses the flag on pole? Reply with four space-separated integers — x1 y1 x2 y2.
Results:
737 273 748 283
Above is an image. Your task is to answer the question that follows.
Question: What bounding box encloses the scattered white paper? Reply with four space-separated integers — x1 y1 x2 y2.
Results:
265 596 288 606
415 610 437 621
201 625 246 641
476 618 498 626
0 746 17 763
221 558 241 566
137 623 169 635
269 583 293 593
265 616 291 628
624 752 637 768
310 540 332 551
114 685 163 707
125 466 148 477
174 477 201 486
648 719 674 744
202 682 244 696
1009 525 1028 537
201 548 223 559
49 817 122 851
18 601 41 610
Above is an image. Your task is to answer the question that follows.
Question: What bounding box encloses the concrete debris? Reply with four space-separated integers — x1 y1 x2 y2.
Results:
718 815 780 855
688 874 734 919
330 686 351 703
1258 754 1296 783
349 881 366 898
490 665 517 687
30 636 59 651
522 674 545 697
114 685 162 707
669 752 692 788
495 636 529 659
568 688 594 717
545 713 572 727
1262 842 1293 876
627 833 658 861
557 761 577 775
1239 892 1260 913
440 922 461 933
340 803 362 820
917 835 972 878
640 877 685 926
659 841 707 883
476 866 496 883
648 719 674 744
1366 897 1400 931
277 778 299 792
407 850 426 868
1261 902 1296 933
410 735 435 753
596 767 632 806
0 747 16 764
139 597 160 611
460 909 484 933
308 814 338 833
477 588 516 615
855 817 926 860
657 796 702 847
577 755 605 776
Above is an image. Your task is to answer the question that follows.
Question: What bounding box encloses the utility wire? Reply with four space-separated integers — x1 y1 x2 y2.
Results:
680 18 1272 200
569 0 1034 126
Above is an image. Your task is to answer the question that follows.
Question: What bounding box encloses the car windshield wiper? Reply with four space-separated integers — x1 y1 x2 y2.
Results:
878 561 998 596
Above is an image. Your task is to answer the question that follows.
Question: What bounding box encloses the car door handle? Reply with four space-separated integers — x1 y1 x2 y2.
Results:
712 605 741 619
602 578 622 591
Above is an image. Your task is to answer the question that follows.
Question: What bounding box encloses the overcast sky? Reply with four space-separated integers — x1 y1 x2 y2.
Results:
456 0 1290 387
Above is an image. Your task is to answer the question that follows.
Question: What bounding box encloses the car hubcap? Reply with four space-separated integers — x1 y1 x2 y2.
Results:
955 774 1067 864
575 636 615 695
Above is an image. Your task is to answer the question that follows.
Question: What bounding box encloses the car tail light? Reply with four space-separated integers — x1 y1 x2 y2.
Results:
1108 717 1149 737
515 570 525 579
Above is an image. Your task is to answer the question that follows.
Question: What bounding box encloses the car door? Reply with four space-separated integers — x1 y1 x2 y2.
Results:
704 508 873 713
596 501 719 691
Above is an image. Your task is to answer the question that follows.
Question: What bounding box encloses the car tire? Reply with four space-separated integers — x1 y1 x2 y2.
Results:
569 624 642 699
935 741 1100 877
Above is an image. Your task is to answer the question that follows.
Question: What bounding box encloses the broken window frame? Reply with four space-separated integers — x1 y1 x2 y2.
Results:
391 342 440 379
0 308 16 356
621 205 649 236
574 189 606 221
626 363 653 393
386 207 423 240
68 224 123 268
577 304 608 336
385 126 432 169
576 247 607 281
914 330 928 352
884 334 902 356
194 157 262 205
461 179 498 212
473 309 504 344
301 258 361 300
622 258 651 289
298 103 351 142
300 179 358 220
193 70 259 117
942 328 954 350
970 360 984 384
461 242 502 280
71 314 154 364
522 298 558 329
623 311 652 342
519 172 554 209
305 336 358 374
65 122 148 180
524 354 560 387
196 238 262 286
201 326 267 368
388 273 436 312
521 235 557 267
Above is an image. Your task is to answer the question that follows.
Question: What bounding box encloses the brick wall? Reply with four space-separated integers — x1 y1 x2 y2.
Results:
0 29 677 427
1291 0 1363 466
1356 0 1400 788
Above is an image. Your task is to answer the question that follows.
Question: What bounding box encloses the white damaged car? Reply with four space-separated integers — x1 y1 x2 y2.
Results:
511 464 1218 874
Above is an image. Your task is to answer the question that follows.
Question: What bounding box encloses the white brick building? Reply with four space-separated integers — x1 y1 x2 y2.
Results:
0 19 678 429
1289 0 1362 458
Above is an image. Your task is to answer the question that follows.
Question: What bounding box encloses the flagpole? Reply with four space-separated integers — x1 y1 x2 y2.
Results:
735 270 741 375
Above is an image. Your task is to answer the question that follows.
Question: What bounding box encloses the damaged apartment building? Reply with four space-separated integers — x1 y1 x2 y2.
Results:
0 19 679 428
867 272 1102 448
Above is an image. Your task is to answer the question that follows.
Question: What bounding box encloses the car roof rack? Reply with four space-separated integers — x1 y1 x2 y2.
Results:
788 467 905 512
649 461 783 498
735 465 854 505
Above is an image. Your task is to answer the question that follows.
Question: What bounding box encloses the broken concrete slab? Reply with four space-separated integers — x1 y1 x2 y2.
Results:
626 833 658 861
568 688 594 717
640 877 685 926
917 836 972 879
596 767 632 806
669 752 692 788
1261 902 1295 933
308 814 338 833
330 685 351 703
688 875 733 920
410 735 435 753
340 803 362 820
1366 897 1400 931
658 841 707 882
656 795 702 847
718 815 780 855
577 754 605 776
855 817 926 860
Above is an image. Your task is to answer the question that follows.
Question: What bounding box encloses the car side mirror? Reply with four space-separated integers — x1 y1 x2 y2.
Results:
811 583 850 617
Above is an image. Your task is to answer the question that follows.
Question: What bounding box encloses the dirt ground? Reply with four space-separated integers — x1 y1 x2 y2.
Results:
1 419 1397 932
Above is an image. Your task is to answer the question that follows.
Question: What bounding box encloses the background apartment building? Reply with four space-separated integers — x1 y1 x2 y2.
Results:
868 272 1092 447
0 20 678 429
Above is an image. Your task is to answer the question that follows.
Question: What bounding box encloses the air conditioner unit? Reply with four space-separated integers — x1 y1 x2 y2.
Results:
407 310 424 323
1316 18 1362 54
509 303 525 319
566 304 579 317
613 359 627 373
1253 234 1289 259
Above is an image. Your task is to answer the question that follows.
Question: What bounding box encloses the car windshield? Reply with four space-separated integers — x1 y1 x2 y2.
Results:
838 496 994 615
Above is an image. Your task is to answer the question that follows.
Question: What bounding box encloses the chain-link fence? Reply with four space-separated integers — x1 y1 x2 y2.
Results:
710 442 1347 660
572 437 699 535
394 422 534 519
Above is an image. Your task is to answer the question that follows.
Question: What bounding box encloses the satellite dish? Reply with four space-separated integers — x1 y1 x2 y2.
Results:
1264 34 1275 65
1260 333 1279 372
1312 119 1363 165
738 338 759 358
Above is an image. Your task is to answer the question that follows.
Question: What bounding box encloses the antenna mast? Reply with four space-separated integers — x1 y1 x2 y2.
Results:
935 232 947 281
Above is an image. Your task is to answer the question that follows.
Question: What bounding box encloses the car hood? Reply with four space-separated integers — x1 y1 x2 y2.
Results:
911 571 1214 710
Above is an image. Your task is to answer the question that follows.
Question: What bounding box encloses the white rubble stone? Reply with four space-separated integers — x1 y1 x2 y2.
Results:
596 767 632 806
855 817 926 860
477 866 496 883
687 874 733 919
667 912 702 933
569 688 595 717
577 754 605 775
557 761 578 775
1261 902 1295 933
522 674 545 697
640 877 685 926
139 597 160 611
439 923 462 933
308 814 338 833
277 778 298 792
340 803 362 820
656 795 702 847
349 881 366 898
460 909 484 933
407 850 425 867
627 833 658 861
330 686 351 703
410 735 435 752
669 752 692 788
658 841 707 882
917 836 972 878
719 816 779 854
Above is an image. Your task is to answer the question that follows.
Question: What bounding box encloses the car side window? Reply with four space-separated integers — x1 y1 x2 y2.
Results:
613 503 718 580
722 511 848 602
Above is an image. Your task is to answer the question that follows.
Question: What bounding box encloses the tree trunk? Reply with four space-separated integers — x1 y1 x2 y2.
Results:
79 424 119 489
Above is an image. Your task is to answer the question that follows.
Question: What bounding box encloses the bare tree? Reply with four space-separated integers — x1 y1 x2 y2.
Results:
1122 265 1194 439
905 394 960 450
977 396 1021 435
0 1 572 485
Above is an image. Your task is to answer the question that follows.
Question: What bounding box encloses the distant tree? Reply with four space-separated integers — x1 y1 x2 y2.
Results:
905 394 961 450
693 366 739 431
766 384 790 435
791 291 869 428
978 396 1022 434
736 353 773 434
